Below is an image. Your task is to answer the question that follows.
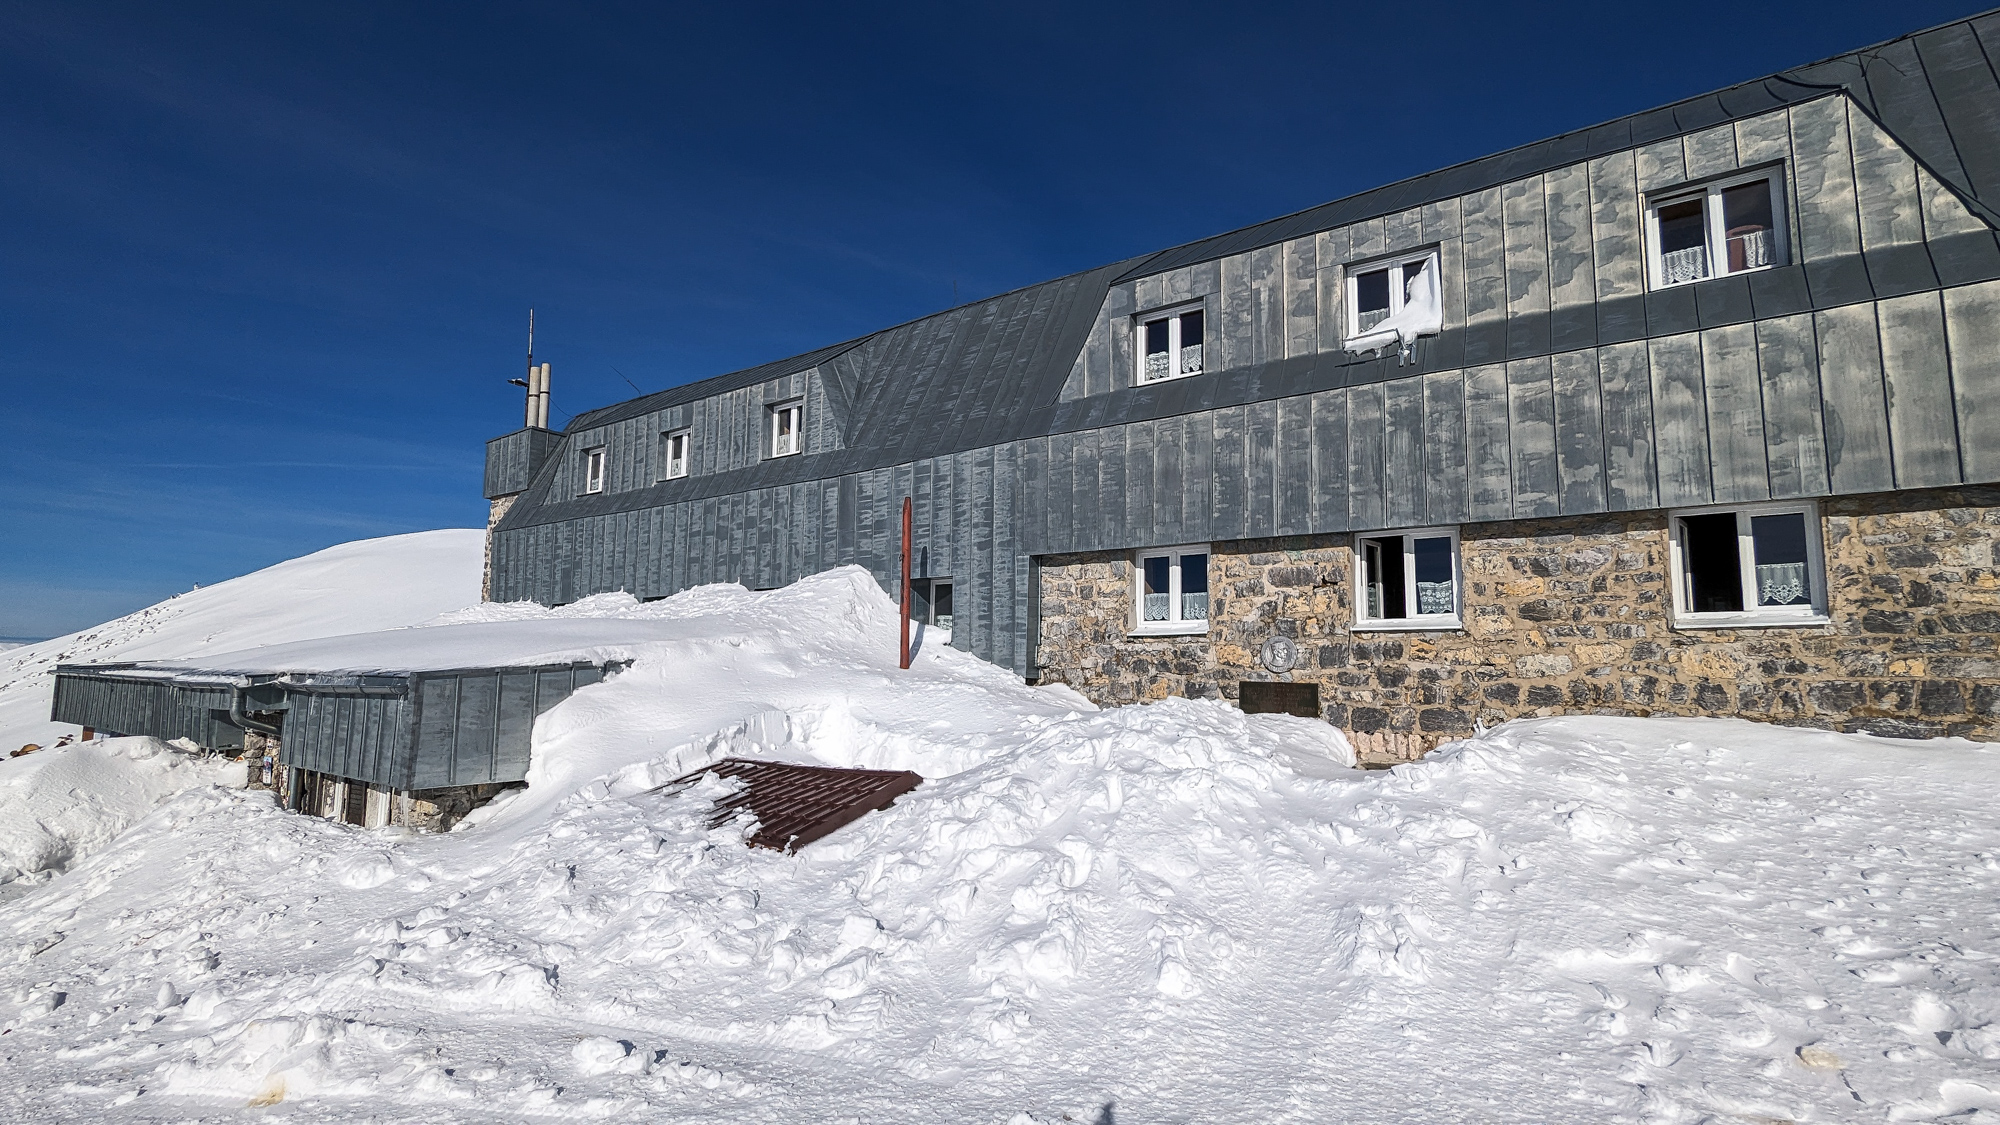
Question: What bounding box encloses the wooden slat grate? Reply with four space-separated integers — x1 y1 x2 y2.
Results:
670 759 923 853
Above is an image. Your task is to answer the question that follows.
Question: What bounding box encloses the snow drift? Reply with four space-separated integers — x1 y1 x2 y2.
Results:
2 534 1999 1122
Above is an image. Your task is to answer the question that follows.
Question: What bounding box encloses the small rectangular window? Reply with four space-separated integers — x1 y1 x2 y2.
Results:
1136 307 1204 384
583 446 606 494
660 429 690 480
913 578 955 636
1344 250 1440 347
769 401 803 458
1133 546 1210 633
1646 172 1785 289
1670 502 1826 626
1355 527 1461 629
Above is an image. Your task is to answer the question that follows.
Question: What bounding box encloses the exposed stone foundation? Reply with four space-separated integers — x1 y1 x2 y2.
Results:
1034 486 2000 764
483 494 519 602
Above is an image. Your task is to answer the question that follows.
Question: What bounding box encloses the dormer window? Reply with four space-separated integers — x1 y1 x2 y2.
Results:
769 401 803 458
1137 308 1203 384
660 428 689 480
1645 171 1785 289
583 447 606 494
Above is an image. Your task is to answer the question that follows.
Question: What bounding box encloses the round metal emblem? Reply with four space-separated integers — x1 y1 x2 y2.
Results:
1259 636 1298 673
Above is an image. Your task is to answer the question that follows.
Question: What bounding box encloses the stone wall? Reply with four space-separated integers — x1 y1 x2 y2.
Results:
1034 486 2000 762
483 494 518 602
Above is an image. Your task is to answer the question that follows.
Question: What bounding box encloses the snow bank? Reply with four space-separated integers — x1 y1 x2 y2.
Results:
2 542 1999 1121
0 530 484 755
0 737 245 887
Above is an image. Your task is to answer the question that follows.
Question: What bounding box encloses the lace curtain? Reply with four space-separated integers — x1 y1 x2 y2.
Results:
1756 562 1808 606
1416 582 1454 616
1660 245 1708 285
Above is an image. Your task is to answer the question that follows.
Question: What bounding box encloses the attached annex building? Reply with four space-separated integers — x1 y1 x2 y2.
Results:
489 12 2000 762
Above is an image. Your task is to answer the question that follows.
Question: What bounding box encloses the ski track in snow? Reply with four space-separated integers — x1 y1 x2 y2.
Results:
0 545 1997 1120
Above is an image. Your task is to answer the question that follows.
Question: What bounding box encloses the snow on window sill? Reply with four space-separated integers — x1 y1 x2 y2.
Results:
1129 623 1210 638
1352 616 1463 633
1671 611 1830 631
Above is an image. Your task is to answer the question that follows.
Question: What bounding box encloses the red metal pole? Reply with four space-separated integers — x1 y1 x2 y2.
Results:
899 496 913 669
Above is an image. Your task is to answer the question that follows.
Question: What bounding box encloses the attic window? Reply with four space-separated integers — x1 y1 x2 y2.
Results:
1344 251 1441 358
661 428 689 480
769 401 803 458
583 447 606 494
1646 171 1785 288
1137 307 1204 384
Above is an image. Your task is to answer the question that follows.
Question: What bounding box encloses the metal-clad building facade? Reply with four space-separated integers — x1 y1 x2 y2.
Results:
488 13 2000 679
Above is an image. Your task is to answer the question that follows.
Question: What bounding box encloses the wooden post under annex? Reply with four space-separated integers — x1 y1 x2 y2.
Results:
899 496 913 669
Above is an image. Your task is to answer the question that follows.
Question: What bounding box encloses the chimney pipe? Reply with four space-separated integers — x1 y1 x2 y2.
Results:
537 362 552 429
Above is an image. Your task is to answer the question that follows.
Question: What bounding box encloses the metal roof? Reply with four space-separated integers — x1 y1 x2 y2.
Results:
549 9 2000 455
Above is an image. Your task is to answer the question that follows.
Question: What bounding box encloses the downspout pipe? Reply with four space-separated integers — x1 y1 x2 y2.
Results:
228 686 282 736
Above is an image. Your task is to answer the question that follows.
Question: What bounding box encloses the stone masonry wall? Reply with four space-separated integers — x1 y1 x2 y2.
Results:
483 494 518 602
1034 486 2000 763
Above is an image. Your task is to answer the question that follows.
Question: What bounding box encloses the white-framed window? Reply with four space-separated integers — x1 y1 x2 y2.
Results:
1136 306 1205 384
1346 251 1439 339
660 428 689 480
1645 170 1786 289
1669 501 1827 628
1133 546 1210 635
769 401 803 458
583 446 606 494
1354 527 1462 630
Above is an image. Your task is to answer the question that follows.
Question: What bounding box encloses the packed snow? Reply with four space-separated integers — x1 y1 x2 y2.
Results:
3 535 2000 1121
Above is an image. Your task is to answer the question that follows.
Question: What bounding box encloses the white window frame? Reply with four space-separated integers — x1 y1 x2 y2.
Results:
1344 250 1439 344
768 401 803 458
1131 545 1211 636
1667 500 1829 629
1352 525 1463 632
1643 168 1788 291
582 446 606 494
660 428 690 480
1134 304 1206 385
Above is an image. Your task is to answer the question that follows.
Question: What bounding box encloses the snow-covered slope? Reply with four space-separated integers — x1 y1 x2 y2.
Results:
0 531 484 890
0 530 485 756
2 545 1998 1122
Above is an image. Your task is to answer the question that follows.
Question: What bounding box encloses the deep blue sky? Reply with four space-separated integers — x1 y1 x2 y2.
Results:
1 0 1977 638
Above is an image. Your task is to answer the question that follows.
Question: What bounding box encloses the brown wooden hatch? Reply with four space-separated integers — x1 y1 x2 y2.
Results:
671 759 924 852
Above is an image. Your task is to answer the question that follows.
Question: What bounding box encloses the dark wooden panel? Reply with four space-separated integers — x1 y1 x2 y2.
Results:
1878 291 1963 489
1945 280 2000 483
1551 350 1607 515
1648 332 1713 507
1238 680 1320 718
1753 314 1830 499
1699 323 1771 504
1465 364 1513 522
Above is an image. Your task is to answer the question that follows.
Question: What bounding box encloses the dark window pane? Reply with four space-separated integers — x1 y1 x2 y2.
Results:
1145 318 1170 355
1179 309 1203 347
1681 513 1743 612
1412 536 1454 615
1750 513 1811 606
1356 268 1392 332
1180 553 1208 621
932 582 954 621
1721 180 1776 271
1364 536 1407 619
1657 198 1707 254
1142 555 1171 622
1400 260 1428 302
